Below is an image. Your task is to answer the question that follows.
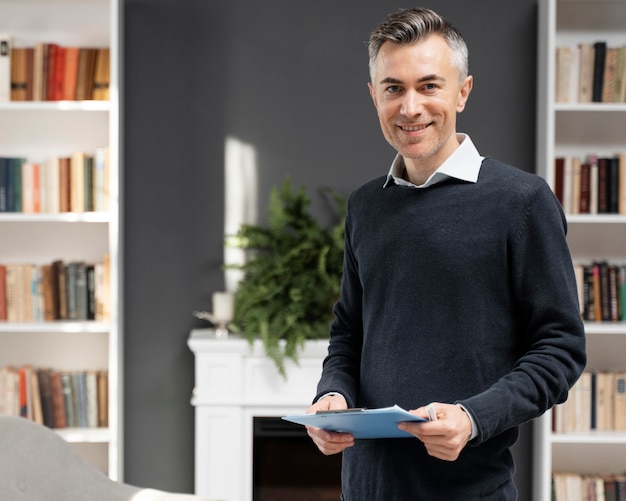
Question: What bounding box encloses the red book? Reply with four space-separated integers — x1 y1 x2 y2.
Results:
62 47 79 100
53 45 66 101
19 366 28 418
579 162 591 213
46 43 59 100
554 157 564 206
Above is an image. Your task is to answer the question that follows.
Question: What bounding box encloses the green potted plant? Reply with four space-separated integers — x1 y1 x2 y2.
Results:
227 178 345 377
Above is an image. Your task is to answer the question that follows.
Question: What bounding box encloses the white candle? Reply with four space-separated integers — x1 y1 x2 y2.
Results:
212 292 234 321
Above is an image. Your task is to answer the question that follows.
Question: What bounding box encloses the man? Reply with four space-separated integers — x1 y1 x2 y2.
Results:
306 7 586 500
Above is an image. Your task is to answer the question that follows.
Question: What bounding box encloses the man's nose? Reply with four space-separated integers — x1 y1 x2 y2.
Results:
400 90 424 117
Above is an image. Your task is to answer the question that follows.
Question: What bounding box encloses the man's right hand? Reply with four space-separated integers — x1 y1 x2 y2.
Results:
305 394 355 455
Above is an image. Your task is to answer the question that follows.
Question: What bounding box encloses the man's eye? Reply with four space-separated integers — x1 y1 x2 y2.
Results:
385 85 400 94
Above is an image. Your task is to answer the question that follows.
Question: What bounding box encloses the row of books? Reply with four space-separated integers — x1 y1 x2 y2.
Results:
574 261 626 322
0 258 110 322
552 472 626 501
554 154 626 215
0 365 108 429
555 41 626 104
553 370 626 434
0 33 109 102
0 149 109 213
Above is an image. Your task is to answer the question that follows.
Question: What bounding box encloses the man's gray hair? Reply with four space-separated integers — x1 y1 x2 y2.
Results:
368 8 469 83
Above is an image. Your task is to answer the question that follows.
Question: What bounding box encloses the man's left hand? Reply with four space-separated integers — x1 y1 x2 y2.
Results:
398 402 472 461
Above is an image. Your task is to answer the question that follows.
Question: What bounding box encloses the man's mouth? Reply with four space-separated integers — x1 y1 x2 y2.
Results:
399 124 429 132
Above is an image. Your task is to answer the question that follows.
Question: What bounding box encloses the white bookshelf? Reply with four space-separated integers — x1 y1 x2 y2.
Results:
0 0 122 480
534 0 626 499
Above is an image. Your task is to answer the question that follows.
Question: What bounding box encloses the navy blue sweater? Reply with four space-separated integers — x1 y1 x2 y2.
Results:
315 158 586 500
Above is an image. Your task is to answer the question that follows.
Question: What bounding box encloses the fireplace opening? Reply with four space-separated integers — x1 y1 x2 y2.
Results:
253 416 342 501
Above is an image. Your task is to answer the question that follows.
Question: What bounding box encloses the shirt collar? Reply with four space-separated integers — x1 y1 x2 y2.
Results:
383 133 484 189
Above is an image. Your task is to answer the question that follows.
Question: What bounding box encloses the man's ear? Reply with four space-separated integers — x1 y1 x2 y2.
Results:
368 82 378 109
457 75 473 112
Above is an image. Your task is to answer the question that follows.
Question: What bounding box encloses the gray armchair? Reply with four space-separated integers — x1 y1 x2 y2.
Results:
0 416 213 501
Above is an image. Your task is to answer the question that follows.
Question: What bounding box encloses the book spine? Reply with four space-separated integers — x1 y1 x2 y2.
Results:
0 34 10 102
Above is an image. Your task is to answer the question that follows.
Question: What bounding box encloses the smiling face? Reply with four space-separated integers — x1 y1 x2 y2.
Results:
368 34 473 183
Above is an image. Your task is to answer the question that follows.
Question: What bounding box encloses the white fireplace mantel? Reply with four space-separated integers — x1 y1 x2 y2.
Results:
187 328 328 501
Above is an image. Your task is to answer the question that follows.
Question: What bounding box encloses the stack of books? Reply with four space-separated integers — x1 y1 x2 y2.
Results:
555 41 626 104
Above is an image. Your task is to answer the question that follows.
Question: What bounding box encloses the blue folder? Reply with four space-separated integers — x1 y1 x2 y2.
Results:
282 405 427 439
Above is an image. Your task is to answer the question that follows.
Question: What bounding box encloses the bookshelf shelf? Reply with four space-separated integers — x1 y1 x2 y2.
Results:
535 0 626 499
567 214 626 223
0 0 121 482
0 321 110 333
551 430 626 444
0 213 110 223
555 103 626 112
584 322 626 335
57 427 111 444
0 101 111 112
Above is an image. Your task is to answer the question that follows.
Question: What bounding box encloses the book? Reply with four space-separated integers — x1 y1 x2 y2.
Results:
607 156 620 213
37 368 55 428
74 261 88 320
24 47 33 100
21 161 37 213
588 155 599 215
58 156 71 212
41 263 58 320
85 371 98 427
65 261 78 320
579 162 590 214
60 372 75 427
83 154 94 212
1 366 19 416
556 46 573 103
29 368 43 425
52 45 66 101
578 42 594 103
46 43 59 100
554 157 564 205
597 157 610 213
0 33 10 102
54 260 68 320
49 370 67 428
571 157 581 215
74 372 88 427
283 405 427 439
93 147 109 211
0 263 6 320
86 264 96 320
10 46 28 101
75 48 97 101
41 157 60 213
596 371 615 431
602 47 618 103
62 46 80 100
97 370 108 427
592 41 607 102
619 154 626 214
70 151 86 212
614 372 626 431
92 47 110 100
32 42 45 101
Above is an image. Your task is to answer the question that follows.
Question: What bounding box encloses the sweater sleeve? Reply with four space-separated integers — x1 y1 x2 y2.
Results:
458 182 586 445
314 204 363 408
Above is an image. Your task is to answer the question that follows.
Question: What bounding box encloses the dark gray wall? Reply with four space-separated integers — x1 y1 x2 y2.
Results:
123 0 537 497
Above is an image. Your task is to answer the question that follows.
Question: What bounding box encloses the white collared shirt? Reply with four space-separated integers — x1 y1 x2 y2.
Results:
383 133 484 189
